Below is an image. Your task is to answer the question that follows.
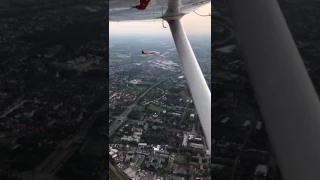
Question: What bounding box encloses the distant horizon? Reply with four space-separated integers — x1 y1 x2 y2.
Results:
109 33 211 38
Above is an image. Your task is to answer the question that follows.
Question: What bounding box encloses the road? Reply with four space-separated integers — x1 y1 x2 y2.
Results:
230 122 253 180
179 103 190 125
109 162 131 180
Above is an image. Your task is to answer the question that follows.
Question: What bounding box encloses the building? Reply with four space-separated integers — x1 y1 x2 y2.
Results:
221 117 230 124
182 134 188 147
189 143 204 149
256 121 262 130
138 143 147 146
135 155 146 168
243 120 251 127
144 123 149 130
121 135 141 143
134 132 143 136
254 165 268 179
110 148 118 153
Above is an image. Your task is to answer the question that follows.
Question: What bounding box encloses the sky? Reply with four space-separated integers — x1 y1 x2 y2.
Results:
109 3 211 36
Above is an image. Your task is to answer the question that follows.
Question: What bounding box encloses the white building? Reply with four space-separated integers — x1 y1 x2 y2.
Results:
254 164 268 178
110 148 118 153
188 134 194 140
221 117 230 124
243 120 251 127
134 132 143 136
189 143 204 149
182 134 188 147
256 121 263 130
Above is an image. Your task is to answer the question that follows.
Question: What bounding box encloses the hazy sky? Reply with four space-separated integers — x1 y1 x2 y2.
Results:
109 3 211 36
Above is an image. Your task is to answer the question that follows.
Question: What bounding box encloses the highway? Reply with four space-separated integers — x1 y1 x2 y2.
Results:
109 162 131 180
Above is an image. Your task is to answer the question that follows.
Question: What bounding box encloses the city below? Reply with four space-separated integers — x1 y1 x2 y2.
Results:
109 35 211 180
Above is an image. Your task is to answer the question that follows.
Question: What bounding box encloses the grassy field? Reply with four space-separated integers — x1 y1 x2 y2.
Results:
147 104 165 112
116 54 130 59
174 154 188 165
135 105 145 111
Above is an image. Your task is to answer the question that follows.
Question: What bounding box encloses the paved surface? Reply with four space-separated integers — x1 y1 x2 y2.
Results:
109 162 131 180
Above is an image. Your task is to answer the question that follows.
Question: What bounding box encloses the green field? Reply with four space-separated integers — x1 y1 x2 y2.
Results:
116 54 130 59
135 105 145 111
147 105 165 112
174 154 188 165
157 162 172 175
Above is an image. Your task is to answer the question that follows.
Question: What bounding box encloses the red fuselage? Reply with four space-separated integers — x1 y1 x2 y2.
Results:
142 50 155 54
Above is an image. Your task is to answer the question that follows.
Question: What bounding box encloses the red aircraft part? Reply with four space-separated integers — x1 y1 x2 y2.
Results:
133 0 150 10
142 50 154 54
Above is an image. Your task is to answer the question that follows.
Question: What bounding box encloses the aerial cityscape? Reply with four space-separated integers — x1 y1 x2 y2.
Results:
212 0 320 180
0 0 107 180
109 34 211 180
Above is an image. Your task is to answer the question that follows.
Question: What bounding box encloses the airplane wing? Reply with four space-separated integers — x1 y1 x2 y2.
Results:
227 1 320 180
109 0 212 155
110 0 210 21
